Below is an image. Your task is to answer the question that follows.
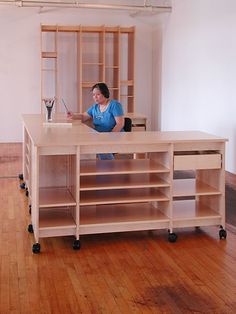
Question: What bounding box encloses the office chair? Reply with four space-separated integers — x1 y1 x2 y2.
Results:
114 117 132 159
124 117 132 132
119 117 134 159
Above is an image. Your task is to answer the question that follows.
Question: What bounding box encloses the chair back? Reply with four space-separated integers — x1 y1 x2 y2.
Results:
124 117 132 132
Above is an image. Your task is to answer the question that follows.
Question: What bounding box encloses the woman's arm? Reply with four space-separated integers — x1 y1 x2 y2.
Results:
112 116 125 132
67 111 91 122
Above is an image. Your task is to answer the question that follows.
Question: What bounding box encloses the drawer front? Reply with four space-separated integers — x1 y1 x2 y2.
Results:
132 126 146 132
132 118 146 125
174 154 221 170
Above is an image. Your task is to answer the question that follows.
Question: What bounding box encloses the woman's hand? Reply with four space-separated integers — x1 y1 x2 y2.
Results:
67 111 73 119
67 112 85 120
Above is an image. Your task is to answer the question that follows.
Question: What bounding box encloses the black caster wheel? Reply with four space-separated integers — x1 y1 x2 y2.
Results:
20 182 26 190
219 228 227 239
18 173 24 180
32 243 40 254
29 205 31 215
73 240 81 250
168 232 178 243
28 224 33 233
25 189 29 197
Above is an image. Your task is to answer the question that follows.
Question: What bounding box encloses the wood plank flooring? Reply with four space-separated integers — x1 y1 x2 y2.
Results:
1 144 236 313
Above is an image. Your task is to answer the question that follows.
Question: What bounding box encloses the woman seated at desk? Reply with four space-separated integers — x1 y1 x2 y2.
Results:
67 82 125 160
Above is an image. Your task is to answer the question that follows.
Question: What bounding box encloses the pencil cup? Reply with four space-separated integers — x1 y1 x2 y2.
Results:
43 98 55 122
46 106 53 121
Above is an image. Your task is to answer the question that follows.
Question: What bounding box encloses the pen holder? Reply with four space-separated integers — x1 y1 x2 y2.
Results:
43 98 55 122
46 106 53 122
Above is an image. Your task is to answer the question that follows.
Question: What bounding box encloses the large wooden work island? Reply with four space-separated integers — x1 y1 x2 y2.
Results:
22 114 227 253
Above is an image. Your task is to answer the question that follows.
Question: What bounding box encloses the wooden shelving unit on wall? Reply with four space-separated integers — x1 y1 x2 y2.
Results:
40 24 135 114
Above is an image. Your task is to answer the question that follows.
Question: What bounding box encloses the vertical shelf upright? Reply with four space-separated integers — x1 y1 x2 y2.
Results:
41 24 58 113
120 26 135 113
77 26 82 112
105 27 120 101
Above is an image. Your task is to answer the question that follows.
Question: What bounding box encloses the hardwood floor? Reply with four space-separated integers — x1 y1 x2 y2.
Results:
0 143 22 178
1 144 236 313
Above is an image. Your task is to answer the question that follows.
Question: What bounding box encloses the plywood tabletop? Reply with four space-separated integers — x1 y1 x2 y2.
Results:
22 114 227 147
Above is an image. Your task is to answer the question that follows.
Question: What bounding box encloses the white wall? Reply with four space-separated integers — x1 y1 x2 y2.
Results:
0 5 153 141
1 1 236 173
160 0 236 173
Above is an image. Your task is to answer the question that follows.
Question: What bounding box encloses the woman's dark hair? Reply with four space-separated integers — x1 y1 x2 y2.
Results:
91 82 110 99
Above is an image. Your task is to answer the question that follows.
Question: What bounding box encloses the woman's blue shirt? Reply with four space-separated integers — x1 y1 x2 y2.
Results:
87 99 124 132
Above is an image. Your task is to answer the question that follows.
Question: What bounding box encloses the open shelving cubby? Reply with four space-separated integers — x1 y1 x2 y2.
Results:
79 151 172 234
172 150 224 229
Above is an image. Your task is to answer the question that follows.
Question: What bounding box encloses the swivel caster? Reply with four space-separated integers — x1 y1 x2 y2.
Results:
28 224 33 233
18 173 24 180
219 228 227 239
20 182 26 190
168 232 178 243
29 205 31 215
73 239 81 250
32 243 40 254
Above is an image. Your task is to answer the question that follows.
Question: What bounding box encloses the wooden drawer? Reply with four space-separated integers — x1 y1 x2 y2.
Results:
174 153 221 170
132 126 146 132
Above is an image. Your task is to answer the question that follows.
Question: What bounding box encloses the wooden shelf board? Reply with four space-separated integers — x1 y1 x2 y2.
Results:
105 65 119 69
39 208 76 228
104 26 120 32
80 159 170 175
41 25 58 32
41 25 134 33
38 209 77 237
81 26 105 32
42 52 57 58
173 199 221 220
58 25 80 32
39 187 76 208
120 27 135 33
80 173 170 191
42 69 56 72
109 87 119 91
83 62 103 66
79 221 169 235
173 179 221 197
80 189 169 205
80 203 169 227
120 80 133 86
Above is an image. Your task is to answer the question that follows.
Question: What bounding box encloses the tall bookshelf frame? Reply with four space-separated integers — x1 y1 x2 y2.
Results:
41 24 135 114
